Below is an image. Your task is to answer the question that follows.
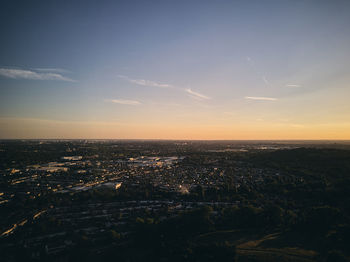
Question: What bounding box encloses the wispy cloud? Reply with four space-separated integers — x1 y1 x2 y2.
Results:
110 99 141 105
0 68 76 82
185 88 211 100
246 56 271 86
33 68 71 74
245 96 277 101
118 75 172 88
286 84 301 87
119 75 212 103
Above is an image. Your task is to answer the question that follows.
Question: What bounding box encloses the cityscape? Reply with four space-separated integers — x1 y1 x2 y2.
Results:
1 0 350 261
1 140 350 261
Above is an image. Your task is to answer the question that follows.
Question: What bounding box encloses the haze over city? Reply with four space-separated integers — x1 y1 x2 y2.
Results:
1 0 350 139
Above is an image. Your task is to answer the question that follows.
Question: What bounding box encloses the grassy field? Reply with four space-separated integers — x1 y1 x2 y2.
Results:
194 230 319 262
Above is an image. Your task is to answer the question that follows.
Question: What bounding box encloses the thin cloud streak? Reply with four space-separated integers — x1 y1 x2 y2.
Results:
110 99 141 105
246 56 270 87
118 75 172 88
245 96 277 101
185 88 211 100
33 68 71 74
119 75 212 103
286 84 301 87
0 68 76 82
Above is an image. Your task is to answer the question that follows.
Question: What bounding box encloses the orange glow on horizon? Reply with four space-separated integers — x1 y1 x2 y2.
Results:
1 117 349 140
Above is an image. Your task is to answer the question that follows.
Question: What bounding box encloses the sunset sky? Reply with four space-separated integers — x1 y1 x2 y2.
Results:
1 0 350 139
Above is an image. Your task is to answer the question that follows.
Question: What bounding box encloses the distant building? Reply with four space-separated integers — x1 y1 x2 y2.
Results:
61 156 83 161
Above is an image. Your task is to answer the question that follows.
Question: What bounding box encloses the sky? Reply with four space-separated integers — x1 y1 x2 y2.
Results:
1 0 350 139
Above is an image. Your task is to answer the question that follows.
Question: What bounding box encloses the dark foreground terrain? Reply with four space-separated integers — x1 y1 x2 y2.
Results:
1 140 350 262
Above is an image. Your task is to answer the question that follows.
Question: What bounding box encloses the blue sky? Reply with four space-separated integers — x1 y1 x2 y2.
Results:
1 0 350 139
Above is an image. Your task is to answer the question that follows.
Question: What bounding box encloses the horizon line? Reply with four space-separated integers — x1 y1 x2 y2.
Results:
1 138 350 142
